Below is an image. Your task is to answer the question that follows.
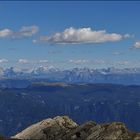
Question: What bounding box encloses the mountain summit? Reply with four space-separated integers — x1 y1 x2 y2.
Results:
12 116 140 140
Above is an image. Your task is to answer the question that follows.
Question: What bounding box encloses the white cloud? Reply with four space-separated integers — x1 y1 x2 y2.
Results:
124 34 132 38
19 26 39 37
69 59 90 64
116 61 130 65
0 59 8 63
18 59 50 64
0 29 13 38
39 60 49 63
18 59 29 64
0 25 39 39
132 41 140 48
34 27 130 44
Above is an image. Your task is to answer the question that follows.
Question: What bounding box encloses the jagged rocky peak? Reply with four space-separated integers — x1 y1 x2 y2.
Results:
12 116 140 140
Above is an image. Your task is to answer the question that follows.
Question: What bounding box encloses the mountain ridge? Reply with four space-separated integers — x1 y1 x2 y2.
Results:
1 67 140 85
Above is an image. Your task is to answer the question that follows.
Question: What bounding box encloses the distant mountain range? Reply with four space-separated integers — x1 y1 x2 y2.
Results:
1 67 140 85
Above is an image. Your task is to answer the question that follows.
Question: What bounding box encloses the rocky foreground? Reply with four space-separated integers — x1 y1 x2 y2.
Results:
0 116 139 140
5 116 139 140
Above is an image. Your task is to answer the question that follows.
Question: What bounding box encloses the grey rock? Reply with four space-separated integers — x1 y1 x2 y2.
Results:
12 116 140 140
12 116 77 140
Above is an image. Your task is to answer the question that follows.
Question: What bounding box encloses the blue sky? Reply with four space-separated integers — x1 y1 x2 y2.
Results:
0 1 140 69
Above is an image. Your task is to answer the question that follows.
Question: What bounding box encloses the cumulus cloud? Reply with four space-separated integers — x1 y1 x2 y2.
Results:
18 26 39 37
0 25 39 39
0 29 13 38
33 27 130 44
132 41 140 48
18 59 29 64
0 59 8 63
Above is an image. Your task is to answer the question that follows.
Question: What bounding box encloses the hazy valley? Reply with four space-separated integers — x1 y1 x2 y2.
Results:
0 82 140 136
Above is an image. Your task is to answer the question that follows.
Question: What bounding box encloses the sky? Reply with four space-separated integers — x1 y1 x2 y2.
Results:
0 1 140 69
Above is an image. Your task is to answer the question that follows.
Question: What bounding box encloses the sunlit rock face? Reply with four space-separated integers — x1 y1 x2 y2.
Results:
12 116 140 140
12 116 77 140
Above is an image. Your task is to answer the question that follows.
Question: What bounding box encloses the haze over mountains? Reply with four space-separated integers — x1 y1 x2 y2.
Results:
1 83 140 136
1 67 140 85
0 66 140 137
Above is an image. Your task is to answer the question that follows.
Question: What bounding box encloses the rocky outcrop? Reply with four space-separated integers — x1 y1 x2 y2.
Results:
12 116 77 140
12 116 140 140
